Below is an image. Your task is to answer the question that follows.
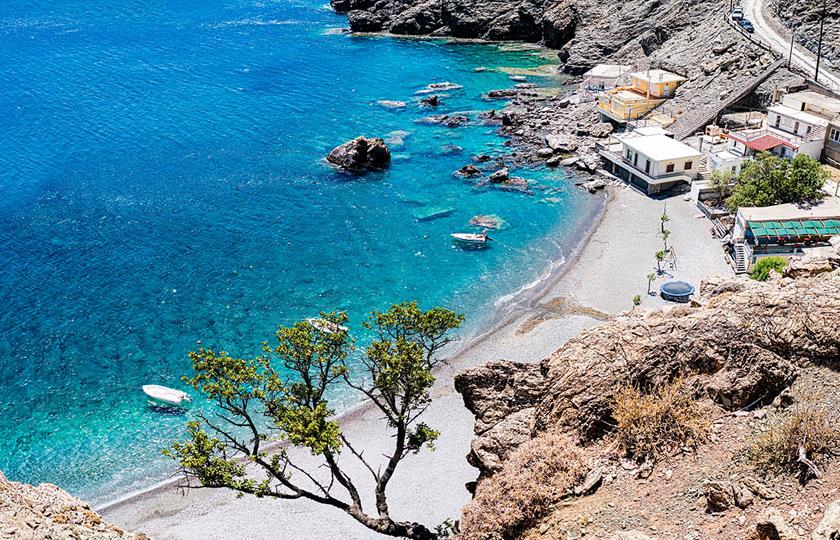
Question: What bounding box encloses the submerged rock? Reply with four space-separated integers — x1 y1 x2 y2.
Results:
376 99 407 109
327 136 391 172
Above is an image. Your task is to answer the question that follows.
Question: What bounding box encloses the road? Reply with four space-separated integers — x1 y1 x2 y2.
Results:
741 0 840 91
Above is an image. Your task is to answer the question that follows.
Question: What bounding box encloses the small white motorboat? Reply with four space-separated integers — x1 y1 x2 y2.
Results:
451 229 492 247
142 385 191 407
305 318 349 335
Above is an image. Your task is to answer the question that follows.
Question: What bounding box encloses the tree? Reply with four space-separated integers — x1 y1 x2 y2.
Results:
662 229 671 253
655 250 666 274
646 272 657 295
707 169 734 201
659 205 670 234
726 153 828 211
165 302 464 540
632 294 642 307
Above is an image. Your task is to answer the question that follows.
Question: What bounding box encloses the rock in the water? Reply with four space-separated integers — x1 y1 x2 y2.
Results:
347 9 385 31
420 94 441 107
458 164 481 177
581 178 606 193
489 167 510 183
469 214 506 229
416 114 469 127
812 500 840 540
327 136 391 172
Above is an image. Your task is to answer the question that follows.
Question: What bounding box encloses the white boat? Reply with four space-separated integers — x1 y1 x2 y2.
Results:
142 385 191 407
305 318 349 335
451 230 492 246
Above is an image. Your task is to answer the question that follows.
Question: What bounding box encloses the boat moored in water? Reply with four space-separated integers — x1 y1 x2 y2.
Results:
142 385 191 407
451 229 492 247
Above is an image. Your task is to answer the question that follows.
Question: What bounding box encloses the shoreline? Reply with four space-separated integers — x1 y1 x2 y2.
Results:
96 187 610 515
100 184 733 540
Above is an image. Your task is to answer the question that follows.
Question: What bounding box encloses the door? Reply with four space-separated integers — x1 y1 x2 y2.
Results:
645 159 651 174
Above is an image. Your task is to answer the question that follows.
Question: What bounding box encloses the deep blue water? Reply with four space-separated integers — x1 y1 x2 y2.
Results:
0 0 599 502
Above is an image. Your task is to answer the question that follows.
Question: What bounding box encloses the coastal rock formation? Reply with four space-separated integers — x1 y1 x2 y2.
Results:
0 472 145 539
326 136 391 172
455 270 840 483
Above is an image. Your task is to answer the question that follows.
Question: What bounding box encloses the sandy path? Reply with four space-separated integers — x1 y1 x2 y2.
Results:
101 184 732 539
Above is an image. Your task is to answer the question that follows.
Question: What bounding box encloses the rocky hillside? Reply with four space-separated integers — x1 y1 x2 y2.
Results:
454 249 840 539
0 472 146 539
771 0 840 70
332 0 761 74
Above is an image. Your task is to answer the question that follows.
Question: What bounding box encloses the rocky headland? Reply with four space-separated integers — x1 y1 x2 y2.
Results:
454 250 840 540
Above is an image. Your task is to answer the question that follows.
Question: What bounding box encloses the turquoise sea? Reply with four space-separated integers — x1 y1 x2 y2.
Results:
0 0 600 503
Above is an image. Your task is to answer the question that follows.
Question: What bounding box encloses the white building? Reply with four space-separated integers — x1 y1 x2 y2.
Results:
599 133 704 195
581 64 633 91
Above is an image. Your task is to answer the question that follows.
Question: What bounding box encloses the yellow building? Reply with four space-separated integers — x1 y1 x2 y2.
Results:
596 69 688 123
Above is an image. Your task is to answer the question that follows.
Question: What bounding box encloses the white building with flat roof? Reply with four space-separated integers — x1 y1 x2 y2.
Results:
582 64 633 90
599 133 704 195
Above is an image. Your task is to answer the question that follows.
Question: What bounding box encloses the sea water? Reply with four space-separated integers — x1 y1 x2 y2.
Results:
0 0 601 503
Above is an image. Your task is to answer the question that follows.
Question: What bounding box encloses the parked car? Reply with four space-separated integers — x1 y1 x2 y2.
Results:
731 6 744 20
739 18 755 33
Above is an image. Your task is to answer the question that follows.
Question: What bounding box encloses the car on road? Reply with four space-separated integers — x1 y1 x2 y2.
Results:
731 6 744 20
739 18 755 33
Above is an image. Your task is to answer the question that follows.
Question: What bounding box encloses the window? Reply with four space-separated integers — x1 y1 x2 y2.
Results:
794 121 800 133
684 161 693 170
830 128 840 144
774 115 781 128
665 163 675 173
807 126 812 135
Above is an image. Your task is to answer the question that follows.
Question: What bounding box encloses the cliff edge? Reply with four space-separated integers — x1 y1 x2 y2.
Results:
455 251 840 539
0 472 146 540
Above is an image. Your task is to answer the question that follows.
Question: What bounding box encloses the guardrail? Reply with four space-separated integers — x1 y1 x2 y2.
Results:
724 13 778 57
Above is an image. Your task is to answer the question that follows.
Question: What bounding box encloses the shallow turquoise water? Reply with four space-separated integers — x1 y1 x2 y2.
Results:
0 0 599 502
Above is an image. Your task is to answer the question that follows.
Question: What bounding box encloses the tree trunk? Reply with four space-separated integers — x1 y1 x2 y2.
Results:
349 510 438 540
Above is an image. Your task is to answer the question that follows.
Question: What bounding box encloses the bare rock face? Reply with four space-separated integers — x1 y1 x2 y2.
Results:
456 271 840 481
0 472 145 539
812 500 840 540
746 508 802 540
326 136 391 172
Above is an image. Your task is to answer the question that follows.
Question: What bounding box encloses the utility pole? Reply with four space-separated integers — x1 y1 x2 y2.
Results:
788 30 795 69
814 0 827 82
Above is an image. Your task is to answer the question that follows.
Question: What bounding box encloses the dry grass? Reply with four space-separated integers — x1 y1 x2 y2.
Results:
612 378 712 463
459 431 588 540
747 404 840 476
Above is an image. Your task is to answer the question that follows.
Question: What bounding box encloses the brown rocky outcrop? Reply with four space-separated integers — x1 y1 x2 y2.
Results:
455 270 840 481
326 136 391 172
812 500 840 540
0 472 145 539
772 0 839 70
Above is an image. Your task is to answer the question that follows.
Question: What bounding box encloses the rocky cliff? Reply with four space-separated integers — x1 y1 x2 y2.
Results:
0 472 145 539
331 0 767 75
771 0 839 70
455 252 840 539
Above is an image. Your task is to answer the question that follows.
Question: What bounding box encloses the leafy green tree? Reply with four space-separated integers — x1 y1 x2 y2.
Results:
655 250 666 274
749 256 788 281
726 153 828 211
166 302 464 540
708 169 734 200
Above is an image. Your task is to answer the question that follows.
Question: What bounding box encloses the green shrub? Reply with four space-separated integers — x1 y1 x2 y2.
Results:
749 256 787 281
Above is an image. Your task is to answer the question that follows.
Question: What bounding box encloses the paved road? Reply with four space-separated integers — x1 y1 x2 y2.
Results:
741 0 840 91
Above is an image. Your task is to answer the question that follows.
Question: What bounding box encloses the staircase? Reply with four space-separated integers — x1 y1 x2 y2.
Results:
733 243 749 274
